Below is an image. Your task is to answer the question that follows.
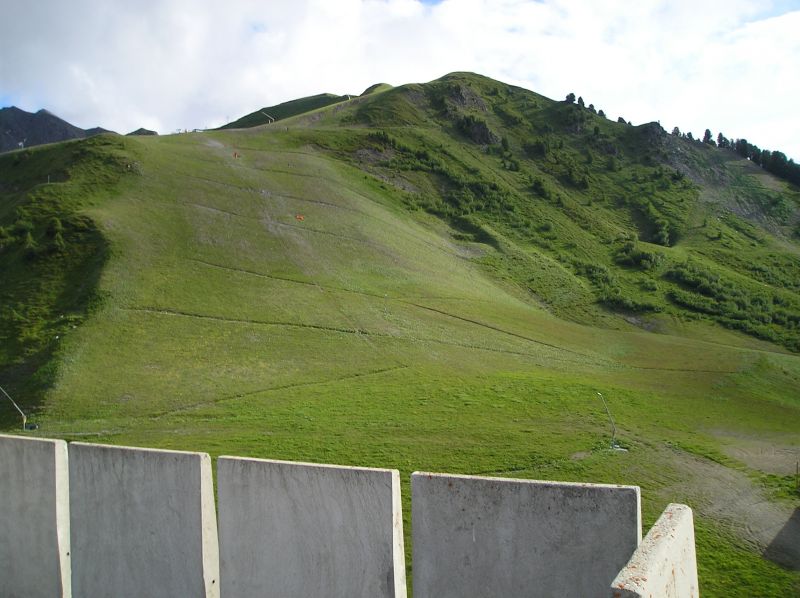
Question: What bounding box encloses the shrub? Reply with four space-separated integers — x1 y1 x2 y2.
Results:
0 226 14 249
599 291 661 313
530 177 551 199
615 241 664 270
573 260 614 285
641 278 659 292
523 140 548 158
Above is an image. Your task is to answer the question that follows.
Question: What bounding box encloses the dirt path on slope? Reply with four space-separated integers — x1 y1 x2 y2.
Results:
662 447 799 570
710 430 800 476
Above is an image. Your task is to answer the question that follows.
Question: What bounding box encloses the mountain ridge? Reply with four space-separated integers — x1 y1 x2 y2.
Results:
218 92 354 130
0 106 93 153
0 106 163 153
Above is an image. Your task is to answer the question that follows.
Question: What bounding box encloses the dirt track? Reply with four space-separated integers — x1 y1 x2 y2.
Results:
662 446 799 571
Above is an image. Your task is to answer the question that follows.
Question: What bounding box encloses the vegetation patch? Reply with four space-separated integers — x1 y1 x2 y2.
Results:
0 135 135 412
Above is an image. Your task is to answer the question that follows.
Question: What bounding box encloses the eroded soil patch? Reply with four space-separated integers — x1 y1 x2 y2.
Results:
662 446 799 570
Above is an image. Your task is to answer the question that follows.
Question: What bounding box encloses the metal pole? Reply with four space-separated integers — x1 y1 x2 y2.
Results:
597 392 617 448
0 384 27 430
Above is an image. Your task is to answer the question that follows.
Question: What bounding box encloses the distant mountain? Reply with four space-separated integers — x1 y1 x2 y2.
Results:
84 126 115 137
126 128 158 136
0 106 117 153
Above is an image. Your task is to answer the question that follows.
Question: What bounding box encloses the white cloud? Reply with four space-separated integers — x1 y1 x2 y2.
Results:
0 0 798 159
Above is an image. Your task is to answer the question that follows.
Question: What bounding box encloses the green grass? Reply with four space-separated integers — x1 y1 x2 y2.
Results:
2 73 799 595
219 92 352 129
0 135 135 410
696 520 799 596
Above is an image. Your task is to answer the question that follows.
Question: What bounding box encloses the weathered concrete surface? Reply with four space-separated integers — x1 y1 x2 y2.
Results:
0 434 71 598
218 457 406 597
610 503 699 598
69 443 219 597
412 472 641 598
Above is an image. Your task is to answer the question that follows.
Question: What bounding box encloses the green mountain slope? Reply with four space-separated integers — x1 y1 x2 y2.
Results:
1 73 799 595
219 92 352 129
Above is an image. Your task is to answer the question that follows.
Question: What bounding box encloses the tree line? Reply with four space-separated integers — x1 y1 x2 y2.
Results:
564 91 799 188
671 126 800 187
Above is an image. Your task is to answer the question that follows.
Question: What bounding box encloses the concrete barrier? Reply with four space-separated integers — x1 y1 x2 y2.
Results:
610 503 698 598
218 457 406 597
412 472 641 598
68 443 219 597
0 434 71 598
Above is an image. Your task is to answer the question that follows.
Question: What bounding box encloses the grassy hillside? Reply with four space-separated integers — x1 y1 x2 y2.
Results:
1 73 799 595
219 92 352 129
0 136 135 412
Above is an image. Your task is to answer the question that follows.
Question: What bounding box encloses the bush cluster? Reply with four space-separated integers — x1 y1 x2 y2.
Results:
666 262 800 350
615 240 664 270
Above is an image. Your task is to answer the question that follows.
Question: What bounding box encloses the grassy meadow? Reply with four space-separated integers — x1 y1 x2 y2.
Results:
1 74 799 595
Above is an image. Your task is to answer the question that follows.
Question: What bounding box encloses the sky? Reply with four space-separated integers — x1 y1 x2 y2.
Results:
1 0 799 160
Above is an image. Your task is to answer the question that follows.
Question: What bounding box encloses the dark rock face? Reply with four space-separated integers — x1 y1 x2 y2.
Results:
0 106 116 153
467 119 499 145
639 121 666 146
1 107 84 152
448 84 488 112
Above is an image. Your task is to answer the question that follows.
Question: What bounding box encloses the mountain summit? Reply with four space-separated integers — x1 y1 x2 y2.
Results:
1 107 85 152
0 106 118 153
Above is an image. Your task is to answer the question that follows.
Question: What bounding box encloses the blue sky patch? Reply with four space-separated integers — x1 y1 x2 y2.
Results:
250 22 267 34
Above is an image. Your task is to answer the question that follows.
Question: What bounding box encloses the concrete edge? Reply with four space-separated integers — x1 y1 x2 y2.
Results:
70 441 210 457
218 455 399 475
610 503 697 597
0 434 72 597
200 452 220 598
390 469 407 598
54 438 72 598
635 486 643 545
411 471 641 493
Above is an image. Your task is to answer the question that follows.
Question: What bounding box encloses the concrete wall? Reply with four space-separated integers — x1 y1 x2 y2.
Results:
218 457 406 598
2 436 702 597
610 503 699 598
68 443 219 598
412 472 641 598
0 434 71 598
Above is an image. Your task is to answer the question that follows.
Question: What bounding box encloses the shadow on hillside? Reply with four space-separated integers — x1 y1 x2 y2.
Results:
764 507 800 571
0 227 109 433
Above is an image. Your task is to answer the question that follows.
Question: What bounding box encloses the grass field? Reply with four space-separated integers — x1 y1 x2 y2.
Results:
2 75 799 595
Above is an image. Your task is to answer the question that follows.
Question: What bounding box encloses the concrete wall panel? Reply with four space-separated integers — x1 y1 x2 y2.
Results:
0 434 71 598
218 457 406 598
610 503 699 598
68 443 219 598
412 472 641 598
